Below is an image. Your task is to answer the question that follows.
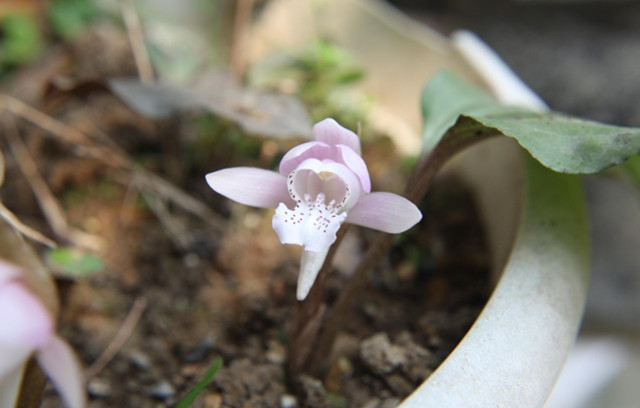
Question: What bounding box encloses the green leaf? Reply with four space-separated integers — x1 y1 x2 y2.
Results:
476 112 640 174
47 248 103 278
47 0 101 40
0 13 44 66
421 70 513 152
421 70 640 174
176 357 223 408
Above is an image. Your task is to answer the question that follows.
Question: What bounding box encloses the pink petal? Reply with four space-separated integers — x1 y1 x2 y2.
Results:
37 335 86 408
297 248 330 301
0 281 54 349
279 143 370 192
346 192 422 233
279 141 330 175
206 167 292 208
0 280 53 381
313 118 361 155
0 276 53 381
337 145 371 193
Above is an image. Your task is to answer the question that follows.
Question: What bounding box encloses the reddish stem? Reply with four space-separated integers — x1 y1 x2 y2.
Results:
287 226 350 376
289 126 496 376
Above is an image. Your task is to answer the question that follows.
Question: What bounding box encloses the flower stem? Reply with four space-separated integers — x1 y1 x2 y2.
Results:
287 225 350 377
16 359 47 408
306 128 496 375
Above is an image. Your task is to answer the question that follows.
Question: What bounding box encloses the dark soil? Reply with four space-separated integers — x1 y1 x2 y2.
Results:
37 161 489 408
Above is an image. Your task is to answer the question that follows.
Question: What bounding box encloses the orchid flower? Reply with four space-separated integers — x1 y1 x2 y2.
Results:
206 118 422 300
0 261 85 408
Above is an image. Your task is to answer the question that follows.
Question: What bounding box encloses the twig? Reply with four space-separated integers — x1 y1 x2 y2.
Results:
84 297 148 379
121 0 155 84
2 116 103 250
0 202 56 248
0 146 51 245
0 94 130 169
131 169 226 232
229 0 255 82
0 146 5 187
141 189 191 250
307 129 497 375
0 93 225 234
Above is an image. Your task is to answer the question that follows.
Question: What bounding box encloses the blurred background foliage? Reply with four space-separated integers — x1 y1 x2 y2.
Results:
248 39 369 128
0 0 372 131
0 0 103 79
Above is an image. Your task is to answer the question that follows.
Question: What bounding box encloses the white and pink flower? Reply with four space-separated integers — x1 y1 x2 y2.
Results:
206 118 422 300
0 261 85 408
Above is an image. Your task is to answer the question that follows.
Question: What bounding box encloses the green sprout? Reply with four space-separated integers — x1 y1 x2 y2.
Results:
47 248 104 278
176 357 224 408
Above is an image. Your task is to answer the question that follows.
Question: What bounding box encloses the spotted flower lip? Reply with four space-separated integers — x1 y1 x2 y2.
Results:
206 118 422 300
0 261 85 408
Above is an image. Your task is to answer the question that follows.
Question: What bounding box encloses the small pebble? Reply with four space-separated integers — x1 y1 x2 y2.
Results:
280 394 297 408
149 380 176 399
396 261 417 282
87 377 111 398
266 339 286 364
204 393 223 408
360 333 406 375
385 374 414 395
128 349 152 370
380 398 402 408
183 252 200 268
181 363 201 378
184 337 214 363
361 397 403 408
337 356 354 375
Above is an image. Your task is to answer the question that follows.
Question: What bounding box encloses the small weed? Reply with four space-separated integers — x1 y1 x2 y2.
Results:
176 357 224 408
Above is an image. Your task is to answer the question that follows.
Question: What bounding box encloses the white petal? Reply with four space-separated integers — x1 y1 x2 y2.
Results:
297 248 330 301
37 335 86 408
273 195 347 252
313 118 361 155
288 158 362 211
346 192 422 233
206 167 292 208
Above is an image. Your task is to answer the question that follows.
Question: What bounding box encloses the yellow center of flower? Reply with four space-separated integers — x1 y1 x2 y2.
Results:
318 171 334 180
